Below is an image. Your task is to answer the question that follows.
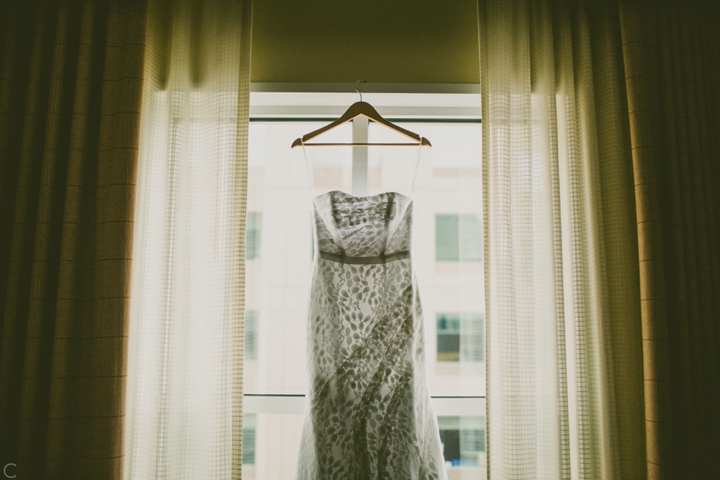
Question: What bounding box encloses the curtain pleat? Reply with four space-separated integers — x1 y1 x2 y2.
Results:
0 1 149 478
479 0 646 478
123 0 252 478
620 1 720 478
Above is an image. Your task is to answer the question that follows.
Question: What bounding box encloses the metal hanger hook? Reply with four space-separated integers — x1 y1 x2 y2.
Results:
355 80 366 102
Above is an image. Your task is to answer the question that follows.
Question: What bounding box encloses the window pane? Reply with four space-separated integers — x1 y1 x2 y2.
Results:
246 116 485 477
241 413 305 480
242 414 256 466
436 214 460 261
437 313 460 362
436 214 482 262
438 415 487 475
437 313 483 363
459 214 483 261
245 122 326 396
245 311 258 361
246 121 485 398
460 313 484 362
242 412 486 480
247 212 262 260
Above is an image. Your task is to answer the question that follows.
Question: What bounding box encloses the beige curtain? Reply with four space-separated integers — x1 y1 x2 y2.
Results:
123 0 252 478
0 1 148 478
479 0 646 478
620 0 720 478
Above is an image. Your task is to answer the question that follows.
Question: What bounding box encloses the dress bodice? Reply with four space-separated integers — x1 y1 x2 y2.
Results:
312 190 413 259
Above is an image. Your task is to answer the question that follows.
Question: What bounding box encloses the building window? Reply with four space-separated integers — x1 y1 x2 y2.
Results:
246 212 262 260
438 416 486 468
437 313 484 362
245 310 258 361
242 414 256 465
435 214 482 262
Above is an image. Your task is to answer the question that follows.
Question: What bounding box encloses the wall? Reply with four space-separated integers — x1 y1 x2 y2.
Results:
251 0 480 84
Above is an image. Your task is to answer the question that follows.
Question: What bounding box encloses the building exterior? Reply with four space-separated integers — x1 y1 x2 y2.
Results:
241 119 486 480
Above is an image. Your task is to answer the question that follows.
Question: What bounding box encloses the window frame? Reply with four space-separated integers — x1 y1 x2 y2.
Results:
243 83 486 467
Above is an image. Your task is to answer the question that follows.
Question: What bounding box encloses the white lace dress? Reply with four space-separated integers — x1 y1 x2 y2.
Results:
295 190 448 480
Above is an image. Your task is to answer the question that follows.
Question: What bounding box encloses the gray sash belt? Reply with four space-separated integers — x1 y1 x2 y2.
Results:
319 250 411 265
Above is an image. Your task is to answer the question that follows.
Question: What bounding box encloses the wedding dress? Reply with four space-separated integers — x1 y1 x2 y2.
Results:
295 189 448 480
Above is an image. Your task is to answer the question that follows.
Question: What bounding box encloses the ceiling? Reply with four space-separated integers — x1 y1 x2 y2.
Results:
250 0 480 84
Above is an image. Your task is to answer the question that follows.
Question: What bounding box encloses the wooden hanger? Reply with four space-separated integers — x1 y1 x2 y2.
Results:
291 88 432 148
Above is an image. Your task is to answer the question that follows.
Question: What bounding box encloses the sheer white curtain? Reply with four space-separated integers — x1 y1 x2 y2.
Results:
479 0 646 478
124 0 252 478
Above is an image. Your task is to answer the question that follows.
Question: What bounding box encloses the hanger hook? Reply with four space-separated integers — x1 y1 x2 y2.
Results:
355 80 366 102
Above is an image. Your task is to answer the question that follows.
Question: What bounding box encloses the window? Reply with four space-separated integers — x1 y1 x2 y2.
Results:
242 414 256 465
436 214 483 262
437 313 461 361
244 90 486 479
245 310 258 361
438 416 486 468
246 212 262 260
437 312 484 362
